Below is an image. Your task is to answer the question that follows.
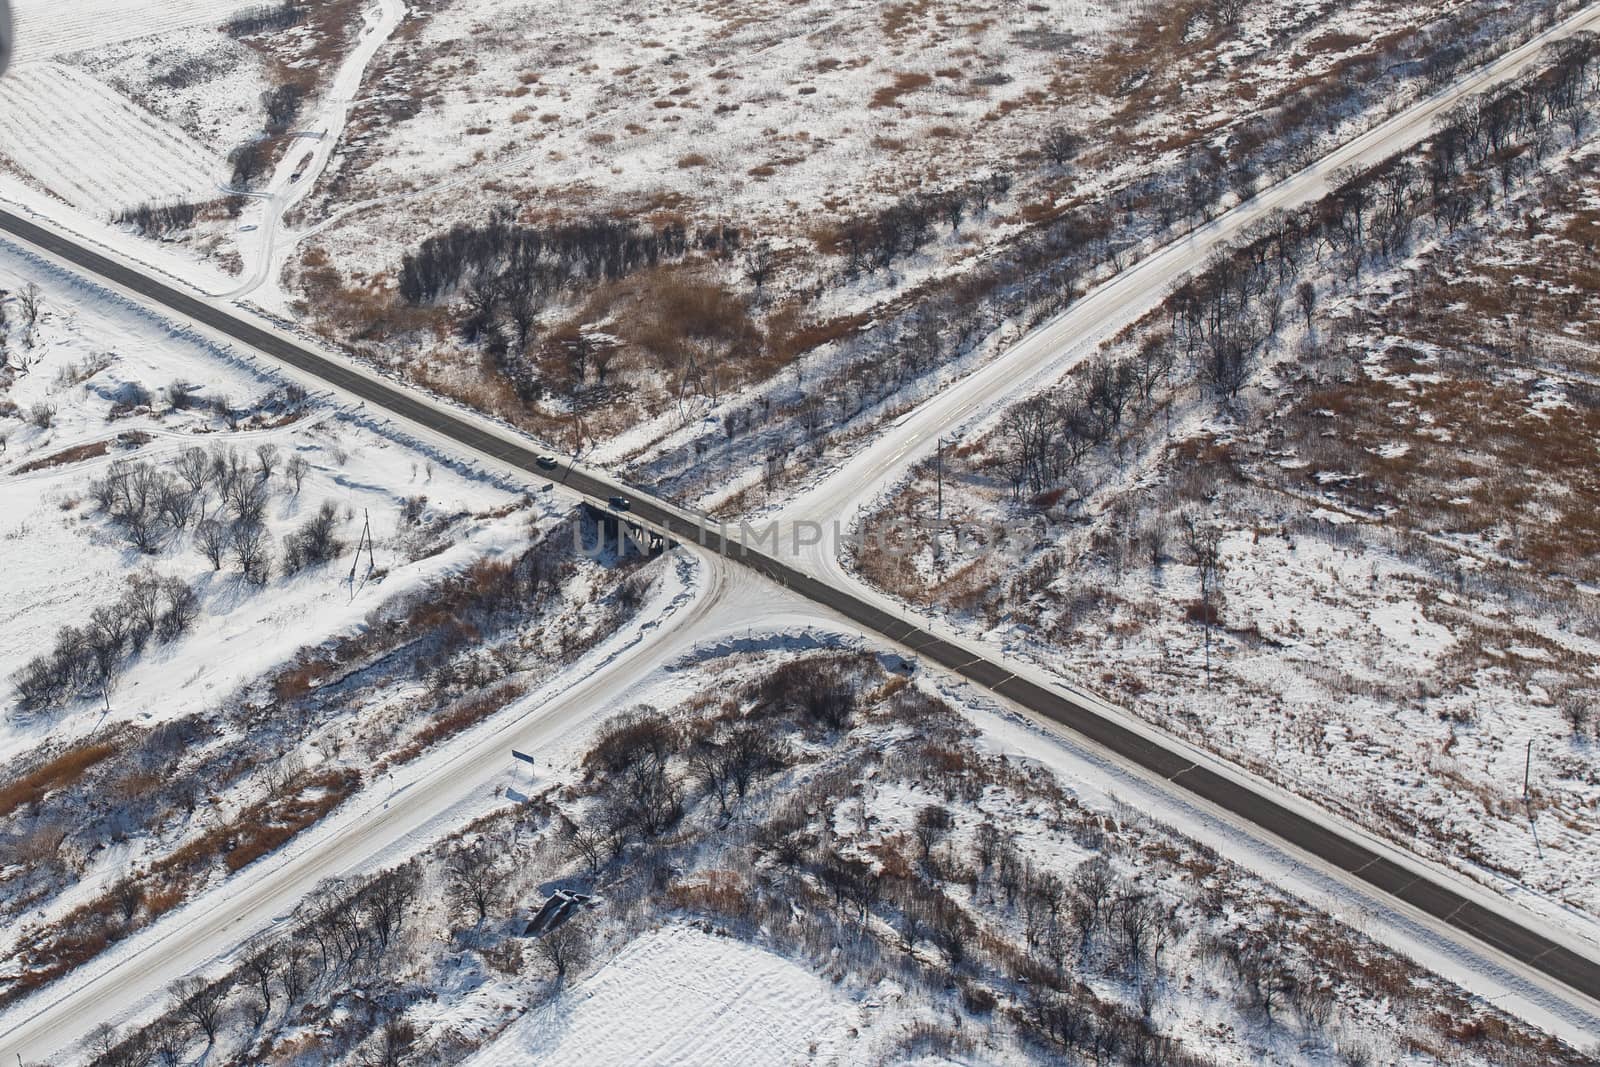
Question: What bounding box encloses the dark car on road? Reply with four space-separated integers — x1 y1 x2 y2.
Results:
608 496 631 512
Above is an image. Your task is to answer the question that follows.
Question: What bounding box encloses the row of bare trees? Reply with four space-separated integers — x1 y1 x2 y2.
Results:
996 35 1600 508
0 281 43 368
398 213 699 311
113 201 202 238
834 175 1012 276
93 864 425 1066
13 569 200 708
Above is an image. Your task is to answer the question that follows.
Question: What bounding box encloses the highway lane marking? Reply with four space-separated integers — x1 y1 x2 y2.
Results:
1348 854 1383 878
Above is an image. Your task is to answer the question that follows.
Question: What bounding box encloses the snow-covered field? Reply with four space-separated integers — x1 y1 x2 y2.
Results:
9 0 256 65
0 0 378 296
0 240 526 763
465 925 856 1067
254 0 1552 471
844 102 1600 937
0 63 225 216
83 643 1597 1065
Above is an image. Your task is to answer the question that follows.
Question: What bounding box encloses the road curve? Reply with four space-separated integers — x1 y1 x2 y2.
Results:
0 539 742 1062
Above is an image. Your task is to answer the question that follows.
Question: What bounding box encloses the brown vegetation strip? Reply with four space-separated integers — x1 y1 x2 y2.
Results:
11 440 110 475
0 740 119 819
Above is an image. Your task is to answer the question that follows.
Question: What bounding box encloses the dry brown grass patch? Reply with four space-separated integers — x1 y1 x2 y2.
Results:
870 72 934 109
0 740 121 819
11 440 111 474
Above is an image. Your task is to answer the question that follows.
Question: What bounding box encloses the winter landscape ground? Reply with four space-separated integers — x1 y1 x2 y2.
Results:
1 0 1600 1064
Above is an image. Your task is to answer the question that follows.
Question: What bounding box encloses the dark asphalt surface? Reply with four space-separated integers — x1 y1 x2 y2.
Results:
4 206 1597 1006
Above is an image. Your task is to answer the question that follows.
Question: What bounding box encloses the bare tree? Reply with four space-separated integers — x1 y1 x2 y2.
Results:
231 521 273 584
533 920 590 984
913 804 954 865
361 1016 419 1067
87 1023 122 1064
160 577 201 639
1561 695 1593 739
254 442 281 481
285 453 310 494
158 477 197 530
445 842 502 926
18 281 41 346
1041 126 1084 167
152 1022 186 1067
364 865 421 959
175 446 210 494
297 501 341 563
1181 514 1225 681
245 944 280 1019
233 477 269 527
170 975 228 1047
742 241 775 298
1296 280 1316 330
561 817 607 875
1071 854 1114 948
195 518 228 570
111 878 145 922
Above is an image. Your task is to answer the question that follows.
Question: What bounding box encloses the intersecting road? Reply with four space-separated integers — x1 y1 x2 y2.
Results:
5 3 1600 1055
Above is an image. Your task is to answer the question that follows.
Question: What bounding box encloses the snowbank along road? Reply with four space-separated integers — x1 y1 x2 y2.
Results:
2 213 1598 1057
6 2 1600 1057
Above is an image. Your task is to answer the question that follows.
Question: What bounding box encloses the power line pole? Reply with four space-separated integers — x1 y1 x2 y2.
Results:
935 436 944 524
347 509 375 598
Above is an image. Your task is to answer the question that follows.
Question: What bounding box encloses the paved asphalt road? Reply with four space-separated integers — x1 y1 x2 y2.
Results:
5 204 1597 1008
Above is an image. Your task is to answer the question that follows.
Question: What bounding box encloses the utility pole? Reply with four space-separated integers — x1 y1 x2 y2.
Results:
347 509 376 598
1523 738 1533 801
935 436 944 523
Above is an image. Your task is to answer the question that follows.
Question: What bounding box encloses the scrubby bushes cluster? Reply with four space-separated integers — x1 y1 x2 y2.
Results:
93 862 420 1064
564 655 877 857
262 83 308 135
224 0 306 36
559 654 1573 1065
83 650 1581 1067
830 175 1011 275
112 200 200 237
993 31 1600 508
398 215 699 310
85 442 327 586
13 569 199 708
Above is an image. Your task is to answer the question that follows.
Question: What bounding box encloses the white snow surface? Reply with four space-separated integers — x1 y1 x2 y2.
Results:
0 238 527 766
462 925 855 1067
0 62 225 215
9 0 257 65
